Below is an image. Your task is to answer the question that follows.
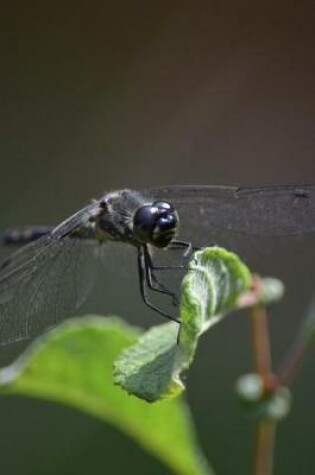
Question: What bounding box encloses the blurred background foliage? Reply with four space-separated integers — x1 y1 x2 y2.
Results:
0 2 314 474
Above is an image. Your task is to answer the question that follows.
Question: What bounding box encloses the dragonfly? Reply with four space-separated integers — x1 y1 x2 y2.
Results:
0 184 314 346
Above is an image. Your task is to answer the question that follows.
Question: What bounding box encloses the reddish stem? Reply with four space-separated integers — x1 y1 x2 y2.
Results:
250 304 275 391
253 419 277 475
250 304 277 475
278 337 311 387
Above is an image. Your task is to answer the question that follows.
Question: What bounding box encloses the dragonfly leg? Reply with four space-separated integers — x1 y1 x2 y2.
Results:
169 239 201 256
150 239 200 272
143 245 179 306
137 246 180 323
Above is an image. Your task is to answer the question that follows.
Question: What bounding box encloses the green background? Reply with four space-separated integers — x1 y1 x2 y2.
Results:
0 2 315 474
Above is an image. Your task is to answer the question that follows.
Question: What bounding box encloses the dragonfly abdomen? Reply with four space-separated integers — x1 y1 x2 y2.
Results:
2 226 53 245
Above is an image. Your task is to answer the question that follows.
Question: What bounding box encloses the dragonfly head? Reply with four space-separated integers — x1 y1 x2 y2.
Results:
133 201 179 248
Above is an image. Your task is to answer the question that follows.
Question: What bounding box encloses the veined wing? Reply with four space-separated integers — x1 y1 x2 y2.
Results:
148 185 315 238
0 201 102 345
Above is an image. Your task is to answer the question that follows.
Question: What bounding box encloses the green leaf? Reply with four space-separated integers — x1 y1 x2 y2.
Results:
114 247 252 402
113 321 183 401
0 316 212 475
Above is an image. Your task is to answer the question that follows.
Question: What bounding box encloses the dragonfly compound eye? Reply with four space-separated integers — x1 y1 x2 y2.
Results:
133 201 179 248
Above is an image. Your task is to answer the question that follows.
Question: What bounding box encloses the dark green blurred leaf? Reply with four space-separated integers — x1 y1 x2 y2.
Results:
0 316 212 475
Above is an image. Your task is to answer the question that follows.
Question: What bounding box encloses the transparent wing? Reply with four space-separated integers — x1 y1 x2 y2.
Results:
148 185 315 242
0 236 101 345
0 201 102 345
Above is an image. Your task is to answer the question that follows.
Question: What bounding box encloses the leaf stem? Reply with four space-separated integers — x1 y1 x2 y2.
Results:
250 304 277 475
277 336 311 387
250 304 274 390
253 419 277 475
